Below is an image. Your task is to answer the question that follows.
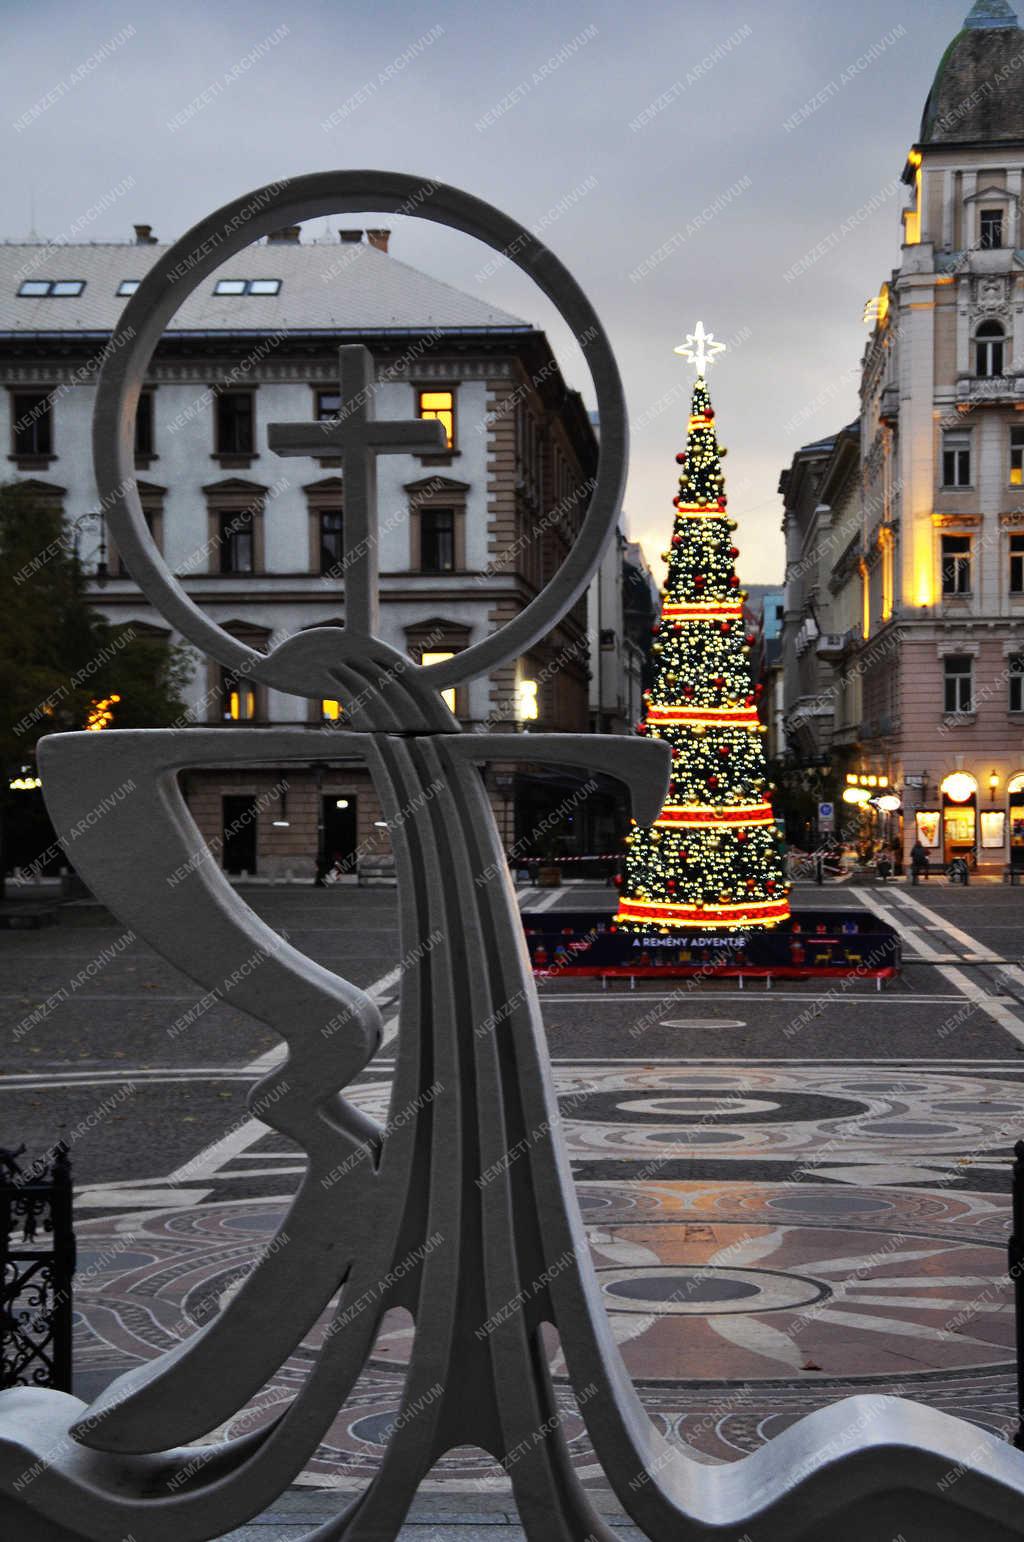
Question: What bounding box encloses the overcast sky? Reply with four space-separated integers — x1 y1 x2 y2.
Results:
4 0 980 584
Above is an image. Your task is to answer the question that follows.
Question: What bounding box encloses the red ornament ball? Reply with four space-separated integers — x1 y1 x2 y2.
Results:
730 546 740 558
713 675 726 687
707 775 719 789
766 881 776 893
736 829 748 842
675 452 687 464
651 623 660 635
729 575 740 588
613 874 623 887
718 745 730 757
671 534 682 545
667 880 676 893
720 622 731 634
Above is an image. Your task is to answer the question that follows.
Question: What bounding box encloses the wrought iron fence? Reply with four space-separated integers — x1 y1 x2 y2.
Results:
0 1142 75 1391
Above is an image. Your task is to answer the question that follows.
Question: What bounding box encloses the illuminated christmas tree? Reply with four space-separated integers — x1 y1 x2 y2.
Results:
615 324 790 933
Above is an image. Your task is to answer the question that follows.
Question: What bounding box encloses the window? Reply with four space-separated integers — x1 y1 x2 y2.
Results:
108 504 160 578
213 278 281 295
420 651 456 713
942 430 971 487
321 700 343 721
11 391 53 457
944 654 974 714
216 392 254 455
16 279 85 297
135 392 154 458
980 209 1004 249
222 669 256 721
941 534 972 595
1012 534 1024 594
1012 427 1024 486
420 507 455 571
418 389 455 449
319 510 344 574
316 390 341 421
976 320 1005 378
218 508 254 573
1011 655 1024 713
117 279 140 297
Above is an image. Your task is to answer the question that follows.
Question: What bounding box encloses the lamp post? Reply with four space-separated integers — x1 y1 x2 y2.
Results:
69 512 107 587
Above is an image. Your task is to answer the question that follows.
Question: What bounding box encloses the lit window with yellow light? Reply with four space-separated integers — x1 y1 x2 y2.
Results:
421 650 457 713
1011 426 1024 487
516 677 539 722
418 389 455 449
222 671 255 722
321 700 343 721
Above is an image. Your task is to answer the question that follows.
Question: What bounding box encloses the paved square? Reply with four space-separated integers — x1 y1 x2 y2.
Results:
3 877 1023 1502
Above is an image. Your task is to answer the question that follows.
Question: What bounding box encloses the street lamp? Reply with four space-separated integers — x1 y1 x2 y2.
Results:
70 511 108 586
989 770 1000 803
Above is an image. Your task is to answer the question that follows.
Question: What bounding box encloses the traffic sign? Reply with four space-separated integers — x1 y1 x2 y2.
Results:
818 801 835 831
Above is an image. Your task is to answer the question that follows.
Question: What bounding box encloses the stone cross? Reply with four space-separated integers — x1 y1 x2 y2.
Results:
268 345 445 636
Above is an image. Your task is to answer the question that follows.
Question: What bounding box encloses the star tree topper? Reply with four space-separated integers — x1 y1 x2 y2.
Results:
673 320 726 377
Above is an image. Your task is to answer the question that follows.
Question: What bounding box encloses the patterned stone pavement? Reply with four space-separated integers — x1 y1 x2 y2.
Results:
70 1061 1019 1485
6 879 1024 1519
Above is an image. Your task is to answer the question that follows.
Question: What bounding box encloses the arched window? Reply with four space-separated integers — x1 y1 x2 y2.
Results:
976 320 1005 378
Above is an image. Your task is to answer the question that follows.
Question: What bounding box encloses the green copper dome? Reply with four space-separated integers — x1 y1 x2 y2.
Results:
920 0 1024 144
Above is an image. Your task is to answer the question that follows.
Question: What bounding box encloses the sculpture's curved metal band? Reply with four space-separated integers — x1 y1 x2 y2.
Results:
93 170 628 700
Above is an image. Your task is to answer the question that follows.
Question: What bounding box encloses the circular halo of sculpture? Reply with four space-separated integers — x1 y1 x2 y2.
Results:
93 171 627 697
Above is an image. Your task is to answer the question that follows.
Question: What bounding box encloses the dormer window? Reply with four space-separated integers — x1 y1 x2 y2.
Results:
17 279 85 297
213 278 282 295
980 209 1004 250
976 320 1005 378
117 279 141 296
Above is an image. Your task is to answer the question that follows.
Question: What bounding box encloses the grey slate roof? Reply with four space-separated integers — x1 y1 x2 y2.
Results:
920 1 1024 145
0 237 530 336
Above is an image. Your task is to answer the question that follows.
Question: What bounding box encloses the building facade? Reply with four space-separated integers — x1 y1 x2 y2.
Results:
781 0 1024 868
1 224 602 878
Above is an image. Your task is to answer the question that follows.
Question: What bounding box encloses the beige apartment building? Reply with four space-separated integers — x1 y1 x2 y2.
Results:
782 0 1024 870
0 224 612 879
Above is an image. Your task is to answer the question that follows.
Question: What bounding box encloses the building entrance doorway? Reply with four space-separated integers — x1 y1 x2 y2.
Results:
323 794 358 874
940 773 977 866
1010 774 1024 869
222 795 259 875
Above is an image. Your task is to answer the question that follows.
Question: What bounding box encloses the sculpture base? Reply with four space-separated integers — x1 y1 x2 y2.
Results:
521 908 900 980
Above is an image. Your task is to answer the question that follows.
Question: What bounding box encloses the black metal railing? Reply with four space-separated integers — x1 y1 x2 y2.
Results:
0 1143 75 1392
